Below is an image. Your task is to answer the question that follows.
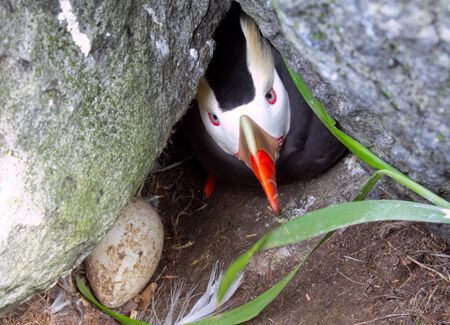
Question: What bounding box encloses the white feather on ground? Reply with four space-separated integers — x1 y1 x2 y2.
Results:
49 290 72 314
145 263 244 325
49 276 84 325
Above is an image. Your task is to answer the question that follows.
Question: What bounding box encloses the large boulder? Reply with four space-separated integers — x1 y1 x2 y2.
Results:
0 0 230 314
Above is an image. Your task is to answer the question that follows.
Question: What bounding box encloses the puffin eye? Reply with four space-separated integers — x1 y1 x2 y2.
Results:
265 88 277 105
208 112 220 126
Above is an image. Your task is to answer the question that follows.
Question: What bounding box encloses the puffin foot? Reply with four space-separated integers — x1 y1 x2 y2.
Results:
203 173 217 200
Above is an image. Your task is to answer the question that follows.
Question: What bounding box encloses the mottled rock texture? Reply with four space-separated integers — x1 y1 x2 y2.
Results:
0 0 229 314
272 0 449 193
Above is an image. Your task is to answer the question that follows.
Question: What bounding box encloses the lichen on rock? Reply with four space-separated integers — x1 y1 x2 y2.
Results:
0 0 229 314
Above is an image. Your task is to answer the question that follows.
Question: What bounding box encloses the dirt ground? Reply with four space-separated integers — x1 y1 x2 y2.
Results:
1 148 449 324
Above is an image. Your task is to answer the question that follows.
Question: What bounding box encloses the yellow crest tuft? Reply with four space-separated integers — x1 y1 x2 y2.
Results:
239 14 274 92
195 77 219 113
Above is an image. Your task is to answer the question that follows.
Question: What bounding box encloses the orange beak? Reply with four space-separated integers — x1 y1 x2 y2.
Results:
238 115 280 214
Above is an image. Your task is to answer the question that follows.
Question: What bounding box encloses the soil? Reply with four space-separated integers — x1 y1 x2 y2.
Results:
1 150 449 325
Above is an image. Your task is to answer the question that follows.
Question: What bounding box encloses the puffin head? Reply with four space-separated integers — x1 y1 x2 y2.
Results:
195 12 290 214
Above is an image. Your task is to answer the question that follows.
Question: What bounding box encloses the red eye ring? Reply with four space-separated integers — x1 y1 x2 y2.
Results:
208 112 220 126
266 88 277 105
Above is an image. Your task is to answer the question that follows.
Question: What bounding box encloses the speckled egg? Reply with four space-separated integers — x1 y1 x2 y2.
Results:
86 197 164 308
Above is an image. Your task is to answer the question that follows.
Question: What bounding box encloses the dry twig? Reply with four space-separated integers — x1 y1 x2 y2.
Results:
405 255 449 282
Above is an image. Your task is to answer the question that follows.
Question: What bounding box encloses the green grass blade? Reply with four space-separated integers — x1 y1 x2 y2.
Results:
193 263 302 324
217 233 270 302
213 60 450 324
353 170 450 208
76 276 151 325
76 234 333 325
218 200 449 298
79 59 450 325
283 57 398 173
211 199 449 325
215 200 448 322
332 129 398 172
193 232 334 325
261 200 449 250
353 172 383 202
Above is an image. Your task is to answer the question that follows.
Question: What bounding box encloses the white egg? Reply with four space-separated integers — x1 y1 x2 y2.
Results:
86 197 164 308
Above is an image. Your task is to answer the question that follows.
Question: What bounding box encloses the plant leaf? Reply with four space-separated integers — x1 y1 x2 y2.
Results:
79 57 450 325
353 170 450 208
217 233 269 303
218 200 449 299
260 200 449 250
283 58 399 172
213 59 450 323
76 276 151 325
192 233 334 325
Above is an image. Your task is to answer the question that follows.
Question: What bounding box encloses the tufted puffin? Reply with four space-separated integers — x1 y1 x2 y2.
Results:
184 3 346 214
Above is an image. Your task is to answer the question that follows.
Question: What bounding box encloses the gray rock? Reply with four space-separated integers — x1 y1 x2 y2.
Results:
267 0 449 194
0 0 230 314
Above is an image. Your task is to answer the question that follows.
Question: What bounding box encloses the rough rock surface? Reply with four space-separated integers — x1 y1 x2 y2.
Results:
270 0 449 193
0 0 230 314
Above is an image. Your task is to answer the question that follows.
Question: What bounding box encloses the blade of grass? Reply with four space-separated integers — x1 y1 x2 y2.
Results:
218 200 449 299
194 232 334 325
353 170 450 208
76 276 151 325
76 235 333 325
217 233 270 302
283 58 400 173
260 200 448 250
80 58 450 325
207 59 450 323
80 199 449 325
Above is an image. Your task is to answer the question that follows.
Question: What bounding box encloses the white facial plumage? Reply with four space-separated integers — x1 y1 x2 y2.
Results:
195 15 291 158
198 71 290 157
